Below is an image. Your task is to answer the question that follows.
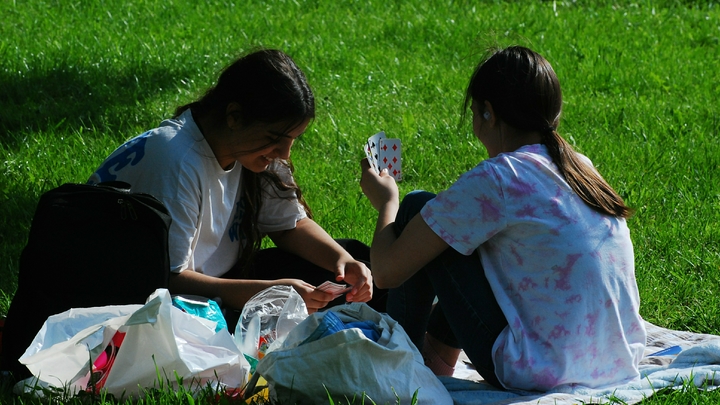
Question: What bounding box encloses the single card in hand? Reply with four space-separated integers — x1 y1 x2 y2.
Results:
365 131 402 181
378 138 402 181
316 281 353 299
365 131 386 174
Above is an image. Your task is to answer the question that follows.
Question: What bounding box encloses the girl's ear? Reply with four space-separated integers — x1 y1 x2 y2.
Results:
225 102 243 130
483 100 496 126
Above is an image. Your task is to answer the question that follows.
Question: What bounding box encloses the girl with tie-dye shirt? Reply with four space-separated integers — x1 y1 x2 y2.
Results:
360 46 645 392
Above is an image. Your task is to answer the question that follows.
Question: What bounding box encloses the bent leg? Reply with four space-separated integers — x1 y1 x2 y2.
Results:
425 249 507 388
386 190 440 348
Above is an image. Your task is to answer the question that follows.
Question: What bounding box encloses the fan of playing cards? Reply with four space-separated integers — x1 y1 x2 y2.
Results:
315 281 353 300
365 131 402 181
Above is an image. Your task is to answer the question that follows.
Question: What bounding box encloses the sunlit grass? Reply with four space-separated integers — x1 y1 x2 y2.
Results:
1 0 719 403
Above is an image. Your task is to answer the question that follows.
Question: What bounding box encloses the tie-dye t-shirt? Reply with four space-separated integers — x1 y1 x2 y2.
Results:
421 144 646 391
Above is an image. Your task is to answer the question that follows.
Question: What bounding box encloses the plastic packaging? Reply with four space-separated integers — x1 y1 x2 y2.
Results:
171 295 227 332
234 285 308 372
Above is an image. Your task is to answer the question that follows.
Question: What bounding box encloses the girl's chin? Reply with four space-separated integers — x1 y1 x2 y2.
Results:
247 165 269 173
240 156 271 173
250 161 271 173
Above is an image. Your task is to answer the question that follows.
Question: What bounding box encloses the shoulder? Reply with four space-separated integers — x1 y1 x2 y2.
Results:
89 112 209 186
494 144 554 174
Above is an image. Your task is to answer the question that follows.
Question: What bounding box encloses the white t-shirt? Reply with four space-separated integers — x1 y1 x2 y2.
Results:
88 109 307 277
421 144 646 391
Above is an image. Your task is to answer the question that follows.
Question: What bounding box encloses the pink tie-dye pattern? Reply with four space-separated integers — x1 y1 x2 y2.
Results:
515 204 538 218
440 196 459 211
586 344 599 360
422 205 435 219
591 368 607 380
548 324 571 339
628 321 642 335
510 244 524 265
532 369 561 388
608 252 617 264
554 311 570 320
518 276 537 291
475 195 501 222
552 253 582 291
507 178 537 198
437 228 457 245
585 311 599 337
511 350 536 370
565 294 582 304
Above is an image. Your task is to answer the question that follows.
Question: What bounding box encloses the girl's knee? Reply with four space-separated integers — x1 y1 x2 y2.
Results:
394 190 436 234
398 190 436 217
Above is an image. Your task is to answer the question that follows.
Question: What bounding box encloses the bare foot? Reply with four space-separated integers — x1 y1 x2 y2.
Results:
422 333 461 376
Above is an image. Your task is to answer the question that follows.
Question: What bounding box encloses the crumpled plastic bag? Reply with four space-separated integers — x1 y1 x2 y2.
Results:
16 289 249 399
255 303 453 405
234 285 308 373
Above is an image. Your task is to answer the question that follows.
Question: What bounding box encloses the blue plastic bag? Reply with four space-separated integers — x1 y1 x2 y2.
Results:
172 295 227 333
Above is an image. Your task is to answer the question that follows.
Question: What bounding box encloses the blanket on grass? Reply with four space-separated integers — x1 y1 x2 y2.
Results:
442 321 720 404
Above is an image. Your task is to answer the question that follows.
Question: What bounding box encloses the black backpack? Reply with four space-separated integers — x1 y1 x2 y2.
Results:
0 182 172 381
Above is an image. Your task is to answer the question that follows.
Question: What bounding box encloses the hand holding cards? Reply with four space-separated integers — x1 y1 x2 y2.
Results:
315 281 353 300
365 131 402 181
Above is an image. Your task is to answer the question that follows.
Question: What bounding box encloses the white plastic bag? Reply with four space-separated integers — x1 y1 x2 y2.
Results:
234 285 308 371
255 302 453 405
16 289 249 399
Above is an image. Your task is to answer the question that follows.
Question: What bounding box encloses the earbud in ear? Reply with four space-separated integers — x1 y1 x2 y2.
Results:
483 111 491 121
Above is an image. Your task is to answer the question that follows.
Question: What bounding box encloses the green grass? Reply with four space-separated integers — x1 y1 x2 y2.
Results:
1 0 719 403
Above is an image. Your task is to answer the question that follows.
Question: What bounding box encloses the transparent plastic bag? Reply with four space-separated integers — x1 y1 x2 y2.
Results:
234 285 308 373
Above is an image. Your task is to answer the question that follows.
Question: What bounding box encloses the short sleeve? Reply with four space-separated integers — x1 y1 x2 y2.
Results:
420 163 506 255
257 160 308 233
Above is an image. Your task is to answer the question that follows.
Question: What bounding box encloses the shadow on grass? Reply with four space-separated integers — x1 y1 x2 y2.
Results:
0 61 188 144
0 191 37 299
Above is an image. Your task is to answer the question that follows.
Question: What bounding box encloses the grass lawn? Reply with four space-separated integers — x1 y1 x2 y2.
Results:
1 0 719 403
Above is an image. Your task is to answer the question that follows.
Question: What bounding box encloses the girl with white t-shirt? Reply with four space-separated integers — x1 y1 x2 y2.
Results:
360 46 645 391
89 49 382 317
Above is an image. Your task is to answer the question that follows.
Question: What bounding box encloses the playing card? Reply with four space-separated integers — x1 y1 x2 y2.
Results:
378 138 402 181
365 131 386 173
316 281 353 299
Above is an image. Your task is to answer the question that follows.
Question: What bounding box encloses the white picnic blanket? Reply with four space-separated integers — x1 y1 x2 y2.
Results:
442 321 720 404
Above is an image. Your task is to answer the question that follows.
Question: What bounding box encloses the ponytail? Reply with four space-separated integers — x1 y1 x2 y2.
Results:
542 130 632 218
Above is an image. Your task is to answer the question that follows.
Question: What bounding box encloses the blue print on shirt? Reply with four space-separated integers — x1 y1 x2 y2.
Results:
93 134 149 182
229 198 246 247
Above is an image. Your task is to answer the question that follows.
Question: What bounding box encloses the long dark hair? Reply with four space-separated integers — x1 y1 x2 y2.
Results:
175 48 315 269
464 46 631 218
